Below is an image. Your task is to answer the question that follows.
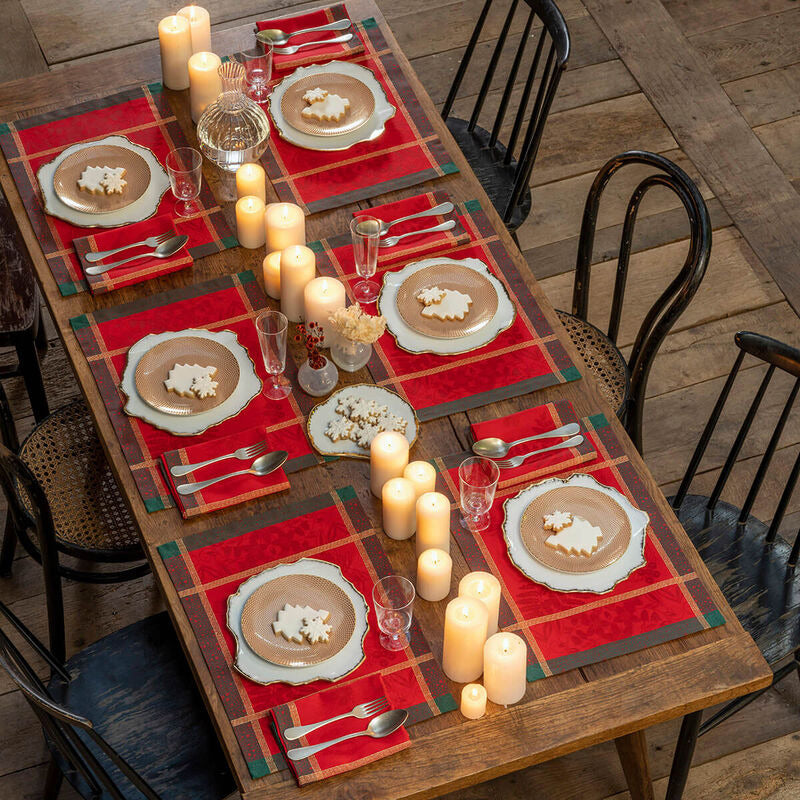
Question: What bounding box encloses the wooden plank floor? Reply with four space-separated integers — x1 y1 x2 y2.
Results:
1 0 799 797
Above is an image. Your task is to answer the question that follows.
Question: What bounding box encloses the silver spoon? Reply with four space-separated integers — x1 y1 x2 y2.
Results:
492 435 585 469
379 220 456 248
286 709 408 761
375 201 455 237
176 451 288 495
273 33 353 56
84 235 188 276
472 422 582 458
256 18 351 47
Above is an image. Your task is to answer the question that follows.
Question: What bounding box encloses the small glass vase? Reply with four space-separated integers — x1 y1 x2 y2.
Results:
298 357 339 397
330 337 372 372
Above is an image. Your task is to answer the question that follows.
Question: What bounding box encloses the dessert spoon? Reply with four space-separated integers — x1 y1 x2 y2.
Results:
273 33 353 55
177 451 288 495
472 422 581 458
256 18 351 47
84 235 188 275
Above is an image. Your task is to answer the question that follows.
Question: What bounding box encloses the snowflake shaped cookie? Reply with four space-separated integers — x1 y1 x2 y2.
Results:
77 165 110 195
335 392 357 416
326 416 355 442
302 87 329 104
375 411 407 434
164 364 218 398
349 398 383 422
272 604 317 643
353 422 383 448
545 516 603 557
300 613 332 644
417 286 446 306
301 93 351 123
99 168 127 194
543 510 573 532
191 373 218 399
420 288 473 321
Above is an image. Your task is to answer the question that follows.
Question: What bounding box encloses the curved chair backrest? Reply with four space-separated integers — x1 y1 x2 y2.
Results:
672 331 800 563
441 0 570 224
571 150 712 450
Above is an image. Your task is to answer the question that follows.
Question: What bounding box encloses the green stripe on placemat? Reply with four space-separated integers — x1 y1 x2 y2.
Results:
221 234 238 249
705 609 725 627
588 412 610 430
157 541 181 560
362 16 378 28
248 758 273 779
561 365 581 382
70 314 90 332
144 497 167 513
441 162 459 175
464 198 482 213
147 81 163 94
527 663 546 682
336 485 357 503
0 123 9 136
240 269 258 284
307 240 325 253
434 693 458 713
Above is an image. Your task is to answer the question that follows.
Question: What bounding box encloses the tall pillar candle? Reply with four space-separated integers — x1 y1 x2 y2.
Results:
483 632 527 706
265 202 305 251
280 245 315 322
304 277 345 346
382 477 416 540
158 15 193 90
188 51 221 123
235 196 266 249
415 492 451 555
403 461 436 499
370 431 409 497
460 684 487 720
236 163 266 203
442 596 489 683
459 571 502 636
416 548 452 601
263 251 281 300
178 5 212 52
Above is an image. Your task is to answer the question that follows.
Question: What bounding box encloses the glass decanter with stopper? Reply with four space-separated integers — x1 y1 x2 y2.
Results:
197 61 270 172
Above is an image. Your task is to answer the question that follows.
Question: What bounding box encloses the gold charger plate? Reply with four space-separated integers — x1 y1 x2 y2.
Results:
520 486 632 574
53 144 151 214
395 263 499 339
240 574 356 667
280 73 375 137
134 336 240 417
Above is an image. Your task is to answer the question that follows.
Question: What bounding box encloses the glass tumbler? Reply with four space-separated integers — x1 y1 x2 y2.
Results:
239 43 273 102
165 147 203 218
350 216 381 303
255 310 292 400
458 456 500 532
372 575 415 651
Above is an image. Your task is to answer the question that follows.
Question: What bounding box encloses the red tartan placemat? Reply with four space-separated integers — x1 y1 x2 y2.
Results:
69 271 319 513
436 413 724 680
0 82 236 297
157 487 457 780
469 399 596 490
261 19 458 214
316 199 580 420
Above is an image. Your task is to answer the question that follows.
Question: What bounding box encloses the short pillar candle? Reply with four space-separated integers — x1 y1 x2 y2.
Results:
280 245 315 322
403 461 436 498
158 15 193 90
235 196 266 249
382 477 416 540
442 596 489 683
459 571 502 636
483 632 527 706
262 251 281 300
416 548 452 602
188 51 221 123
265 202 305 252
460 684 487 720
177 5 212 53
370 431 409 497
416 492 451 556
236 163 266 202
303 277 346 347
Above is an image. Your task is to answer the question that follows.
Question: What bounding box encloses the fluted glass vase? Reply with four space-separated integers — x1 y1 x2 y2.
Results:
196 61 270 172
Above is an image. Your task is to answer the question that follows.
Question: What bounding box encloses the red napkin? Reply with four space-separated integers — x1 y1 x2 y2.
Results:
160 424 291 518
270 674 410 785
255 4 364 73
470 400 597 489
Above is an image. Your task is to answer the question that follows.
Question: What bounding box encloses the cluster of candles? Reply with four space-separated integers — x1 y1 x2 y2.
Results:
370 436 527 718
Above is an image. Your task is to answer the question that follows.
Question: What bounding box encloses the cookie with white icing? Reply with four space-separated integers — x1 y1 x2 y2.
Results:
272 604 323 643
543 510 573 533
326 416 355 442
419 288 473 321
99 168 127 195
302 87 329 104
164 364 217 398
301 93 350 123
417 286 446 306
77 165 110 195
545 515 603 557
191 373 218 399
301 613 332 644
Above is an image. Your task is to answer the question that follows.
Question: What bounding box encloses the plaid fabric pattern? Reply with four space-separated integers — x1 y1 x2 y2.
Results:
315 200 580 420
157 487 457 780
260 19 458 214
69 271 319 513
0 83 236 297
438 413 724 680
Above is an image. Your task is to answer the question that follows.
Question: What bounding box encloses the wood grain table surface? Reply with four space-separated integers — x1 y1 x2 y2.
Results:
0 2 772 798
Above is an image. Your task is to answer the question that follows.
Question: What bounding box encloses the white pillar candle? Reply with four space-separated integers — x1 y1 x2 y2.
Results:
177 5 211 53
235 195 266 249
370 431 409 498
263 251 281 300
187 51 221 123
416 548 452 602
158 15 193 90
442 596 489 683
483 632 527 706
236 163 266 203
280 245 315 322
416 492 451 556
403 461 436 499
265 202 305 252
382 477 416 540
303 277 346 347
459 571 502 636
460 684 487 720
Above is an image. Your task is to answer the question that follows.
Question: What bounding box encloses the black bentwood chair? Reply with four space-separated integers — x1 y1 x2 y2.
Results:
556 150 711 453
441 0 570 240
665 331 800 800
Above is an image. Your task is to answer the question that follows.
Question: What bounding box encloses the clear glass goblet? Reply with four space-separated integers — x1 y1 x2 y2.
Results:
239 43 273 102
458 456 500 532
165 147 203 218
372 575 415 651
255 310 292 400
350 216 381 304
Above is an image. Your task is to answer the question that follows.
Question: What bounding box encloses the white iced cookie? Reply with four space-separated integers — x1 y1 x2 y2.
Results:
353 422 383 448
77 165 110 195
545 515 603 557
302 87 329 104
99 167 127 195
164 364 218 397
543 510 573 533
272 604 320 643
302 93 350 123
417 286 446 306
349 397 383 422
191 373 218 399
326 416 355 442
301 613 332 644
419 287 473 321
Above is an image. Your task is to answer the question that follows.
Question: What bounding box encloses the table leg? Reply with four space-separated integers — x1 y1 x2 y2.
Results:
615 730 655 800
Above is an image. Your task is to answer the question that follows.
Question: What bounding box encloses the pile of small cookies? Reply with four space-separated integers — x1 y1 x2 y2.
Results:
325 392 408 448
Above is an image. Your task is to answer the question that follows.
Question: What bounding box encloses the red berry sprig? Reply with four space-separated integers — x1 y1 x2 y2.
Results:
295 321 326 370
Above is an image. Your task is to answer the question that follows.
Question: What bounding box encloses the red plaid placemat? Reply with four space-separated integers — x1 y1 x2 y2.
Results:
69 271 319 513
255 4 364 73
271 674 410 785
157 487 457 780
0 82 236 297
316 199 580 420
470 399 596 490
261 19 458 214
437 413 724 680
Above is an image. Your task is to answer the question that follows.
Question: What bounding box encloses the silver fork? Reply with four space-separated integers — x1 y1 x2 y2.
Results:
492 435 585 469
282 698 389 741
169 441 266 477
273 33 353 55
379 220 456 248
84 231 172 263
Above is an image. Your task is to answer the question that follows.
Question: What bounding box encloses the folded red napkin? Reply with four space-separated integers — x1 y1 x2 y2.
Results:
160 424 292 518
256 4 364 73
271 674 410 785
470 400 597 489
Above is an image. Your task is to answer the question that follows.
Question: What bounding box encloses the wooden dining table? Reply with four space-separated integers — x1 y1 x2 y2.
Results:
0 1 772 798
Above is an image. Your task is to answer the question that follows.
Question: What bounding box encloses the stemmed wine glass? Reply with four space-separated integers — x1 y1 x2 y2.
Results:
372 575 415 651
350 216 381 303
458 456 500 532
165 147 203 218
239 42 273 102
255 310 292 400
